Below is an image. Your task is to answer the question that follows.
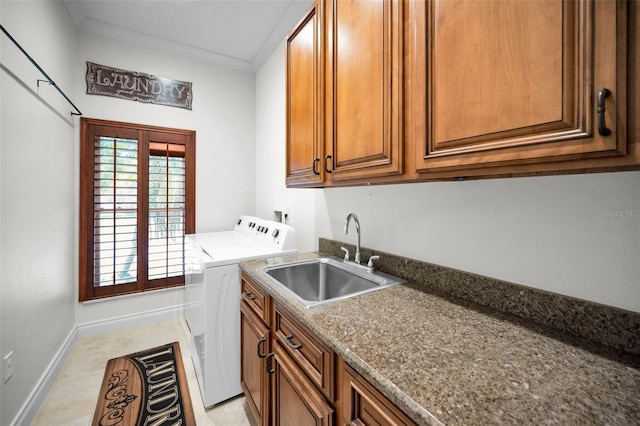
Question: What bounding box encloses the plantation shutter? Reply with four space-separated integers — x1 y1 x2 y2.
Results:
80 119 195 301
148 142 186 281
93 136 139 287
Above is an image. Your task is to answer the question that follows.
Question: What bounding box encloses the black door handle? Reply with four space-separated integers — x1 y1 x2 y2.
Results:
257 337 267 358
284 334 302 350
265 352 275 374
324 155 333 173
597 88 612 136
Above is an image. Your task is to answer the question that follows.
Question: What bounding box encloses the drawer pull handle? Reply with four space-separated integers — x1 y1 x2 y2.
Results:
266 352 275 374
243 292 256 301
257 337 267 358
324 155 333 173
312 158 320 175
597 88 612 136
284 334 302 350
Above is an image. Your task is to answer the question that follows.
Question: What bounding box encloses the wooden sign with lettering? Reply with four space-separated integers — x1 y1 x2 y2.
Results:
86 62 193 110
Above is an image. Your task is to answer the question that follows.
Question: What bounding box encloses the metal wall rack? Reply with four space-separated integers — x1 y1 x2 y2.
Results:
1 24 82 116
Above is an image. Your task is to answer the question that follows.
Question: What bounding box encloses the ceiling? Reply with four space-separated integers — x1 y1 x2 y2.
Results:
63 0 313 72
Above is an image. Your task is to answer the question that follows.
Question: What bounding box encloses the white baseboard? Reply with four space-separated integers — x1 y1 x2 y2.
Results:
76 304 184 339
9 304 185 426
10 327 78 426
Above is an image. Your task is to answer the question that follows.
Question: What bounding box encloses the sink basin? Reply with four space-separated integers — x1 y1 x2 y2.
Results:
262 256 406 308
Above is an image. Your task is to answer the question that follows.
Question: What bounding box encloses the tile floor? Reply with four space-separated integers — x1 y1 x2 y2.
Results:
32 317 253 425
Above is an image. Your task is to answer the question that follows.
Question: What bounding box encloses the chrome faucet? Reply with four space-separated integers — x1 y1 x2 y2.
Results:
344 213 361 264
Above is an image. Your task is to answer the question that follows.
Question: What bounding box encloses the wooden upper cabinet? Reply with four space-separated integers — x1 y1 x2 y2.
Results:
410 0 628 175
325 0 403 182
287 1 324 187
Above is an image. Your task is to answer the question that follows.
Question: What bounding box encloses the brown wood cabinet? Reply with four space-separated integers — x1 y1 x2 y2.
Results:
324 0 404 183
286 0 638 186
241 301 270 426
337 358 417 426
286 1 325 187
286 0 404 187
273 302 334 400
271 341 334 425
240 277 271 426
240 272 417 425
409 0 630 177
241 273 335 425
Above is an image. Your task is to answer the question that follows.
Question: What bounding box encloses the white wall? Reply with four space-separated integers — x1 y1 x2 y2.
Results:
2 3 259 421
256 43 640 313
73 31 257 325
1 2 78 424
255 41 318 253
317 174 640 312
1 1 4 416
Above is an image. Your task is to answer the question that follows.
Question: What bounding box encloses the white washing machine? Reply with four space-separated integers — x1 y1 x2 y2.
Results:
185 215 297 407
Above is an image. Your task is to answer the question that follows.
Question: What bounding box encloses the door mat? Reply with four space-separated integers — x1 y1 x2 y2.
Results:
92 342 196 426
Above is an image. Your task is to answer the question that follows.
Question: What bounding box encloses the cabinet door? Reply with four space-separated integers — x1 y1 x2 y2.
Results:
339 360 416 426
271 341 334 426
286 1 325 187
240 301 270 426
325 0 403 182
411 0 627 174
273 302 334 400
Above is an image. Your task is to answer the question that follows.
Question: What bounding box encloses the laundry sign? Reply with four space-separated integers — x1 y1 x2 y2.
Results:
86 62 192 110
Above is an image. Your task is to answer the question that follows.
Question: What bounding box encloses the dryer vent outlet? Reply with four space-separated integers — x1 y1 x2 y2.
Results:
274 209 289 223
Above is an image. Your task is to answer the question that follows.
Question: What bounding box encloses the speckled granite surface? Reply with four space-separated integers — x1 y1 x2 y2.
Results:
240 251 640 426
320 238 640 355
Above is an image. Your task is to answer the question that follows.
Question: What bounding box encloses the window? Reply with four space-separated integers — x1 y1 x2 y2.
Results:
79 118 195 301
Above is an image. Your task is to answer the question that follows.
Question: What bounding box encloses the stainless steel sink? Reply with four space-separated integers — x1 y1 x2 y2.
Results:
262 256 406 308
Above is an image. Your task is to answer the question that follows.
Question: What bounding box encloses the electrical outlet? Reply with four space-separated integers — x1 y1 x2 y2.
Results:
4 351 14 383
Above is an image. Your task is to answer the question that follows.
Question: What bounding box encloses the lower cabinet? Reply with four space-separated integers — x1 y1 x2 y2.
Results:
338 358 417 426
270 341 334 425
240 300 270 426
240 272 417 426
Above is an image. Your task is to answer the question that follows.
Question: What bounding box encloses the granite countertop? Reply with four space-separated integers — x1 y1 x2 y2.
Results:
240 252 640 425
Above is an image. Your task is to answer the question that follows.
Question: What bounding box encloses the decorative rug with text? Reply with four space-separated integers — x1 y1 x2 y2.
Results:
92 341 196 426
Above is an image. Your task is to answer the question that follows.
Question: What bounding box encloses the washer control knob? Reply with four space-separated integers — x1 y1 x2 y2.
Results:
272 229 280 238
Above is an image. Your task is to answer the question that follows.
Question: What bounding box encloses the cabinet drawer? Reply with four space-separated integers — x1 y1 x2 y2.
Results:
340 360 417 426
273 302 334 400
241 274 269 323
271 341 334 426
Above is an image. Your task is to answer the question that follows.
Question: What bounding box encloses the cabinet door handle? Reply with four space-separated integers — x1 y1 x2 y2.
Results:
312 158 320 175
284 334 302 350
324 155 333 173
265 352 275 374
257 337 267 358
243 292 256 301
597 88 612 136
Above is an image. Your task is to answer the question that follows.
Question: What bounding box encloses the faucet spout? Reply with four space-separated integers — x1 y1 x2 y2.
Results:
344 213 361 263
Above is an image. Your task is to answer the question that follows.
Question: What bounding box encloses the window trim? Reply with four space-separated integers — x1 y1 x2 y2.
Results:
79 117 195 301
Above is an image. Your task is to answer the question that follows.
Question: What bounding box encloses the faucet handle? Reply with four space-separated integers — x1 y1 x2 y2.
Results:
367 255 380 268
340 246 350 261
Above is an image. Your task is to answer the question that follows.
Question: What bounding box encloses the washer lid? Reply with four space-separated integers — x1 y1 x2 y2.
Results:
188 233 296 267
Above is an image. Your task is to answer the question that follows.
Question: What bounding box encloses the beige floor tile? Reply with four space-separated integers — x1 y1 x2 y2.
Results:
32 318 253 426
